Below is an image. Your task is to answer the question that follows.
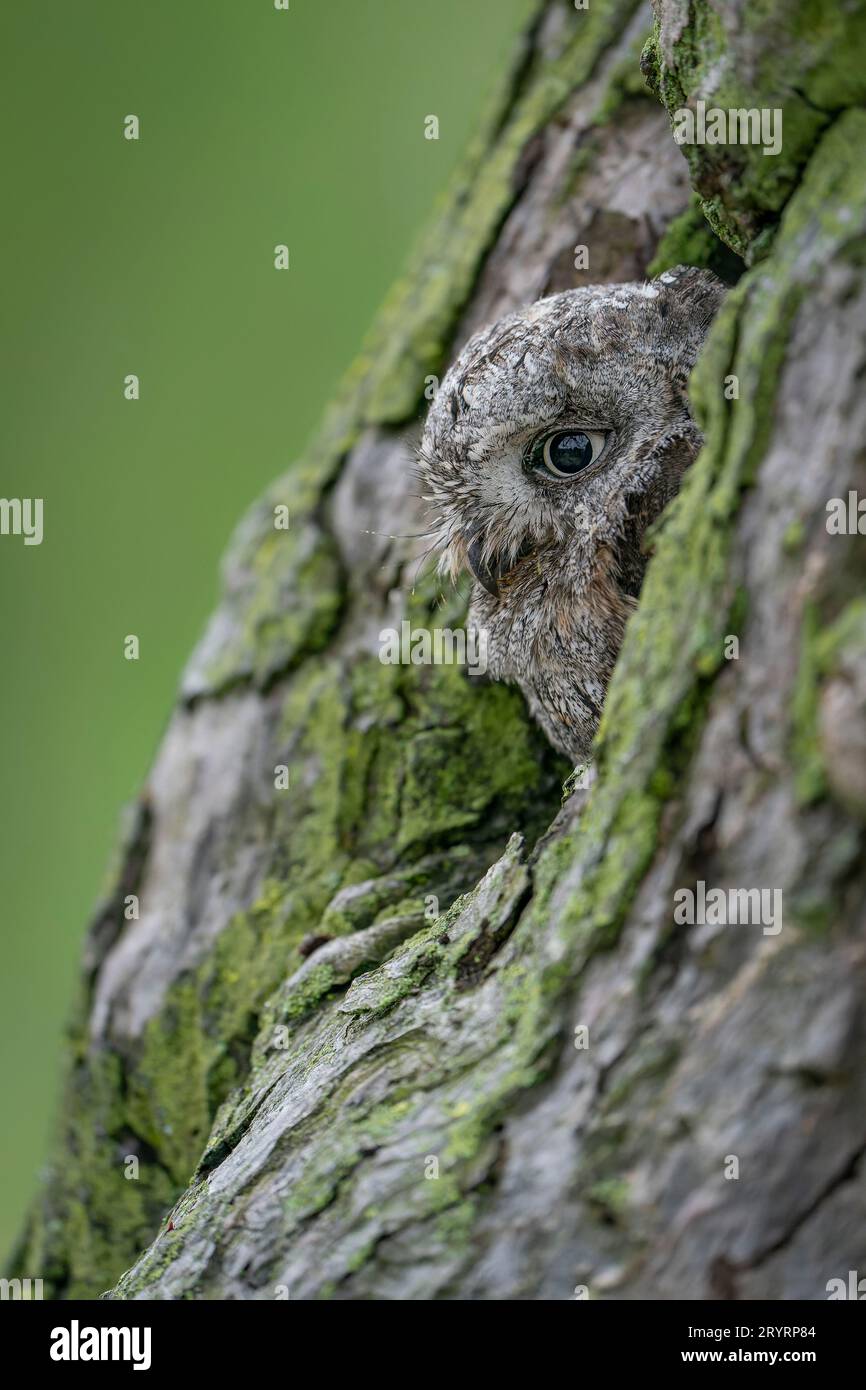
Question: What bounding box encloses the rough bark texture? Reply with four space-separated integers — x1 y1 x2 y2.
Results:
13 0 866 1300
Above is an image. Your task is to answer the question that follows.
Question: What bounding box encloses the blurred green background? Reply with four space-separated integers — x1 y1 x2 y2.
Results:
0 0 532 1257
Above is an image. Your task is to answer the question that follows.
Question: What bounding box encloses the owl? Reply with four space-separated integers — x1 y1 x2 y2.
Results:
419 266 727 763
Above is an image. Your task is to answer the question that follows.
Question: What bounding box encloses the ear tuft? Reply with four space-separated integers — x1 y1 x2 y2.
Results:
653 264 728 321
650 264 727 372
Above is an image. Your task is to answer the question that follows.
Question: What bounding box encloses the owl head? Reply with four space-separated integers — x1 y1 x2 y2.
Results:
418 265 726 761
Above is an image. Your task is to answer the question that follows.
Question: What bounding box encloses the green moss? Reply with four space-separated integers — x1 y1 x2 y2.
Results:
647 193 744 281
15 1041 179 1298
782 517 806 554
423 1173 464 1216
398 675 553 852
281 962 339 1021
791 596 866 810
341 927 446 1019
186 495 346 700
434 1196 479 1248
646 1 866 261
280 1097 416 1223
586 1177 630 1224
125 987 209 1185
816 598 866 673
791 605 827 805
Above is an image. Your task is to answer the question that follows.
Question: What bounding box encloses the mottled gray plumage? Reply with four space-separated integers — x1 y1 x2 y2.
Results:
419 265 726 762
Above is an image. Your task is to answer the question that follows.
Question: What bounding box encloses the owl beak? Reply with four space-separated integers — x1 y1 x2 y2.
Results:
467 537 533 598
467 539 502 597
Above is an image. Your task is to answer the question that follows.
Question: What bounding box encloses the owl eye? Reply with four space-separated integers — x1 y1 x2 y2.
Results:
528 429 606 479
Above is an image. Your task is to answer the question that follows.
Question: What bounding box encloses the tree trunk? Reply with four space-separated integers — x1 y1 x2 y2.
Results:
14 0 866 1300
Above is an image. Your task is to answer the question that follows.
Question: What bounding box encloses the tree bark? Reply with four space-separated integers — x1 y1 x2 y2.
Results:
13 0 866 1300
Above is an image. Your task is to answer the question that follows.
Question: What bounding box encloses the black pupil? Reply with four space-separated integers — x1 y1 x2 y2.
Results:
548 432 592 473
